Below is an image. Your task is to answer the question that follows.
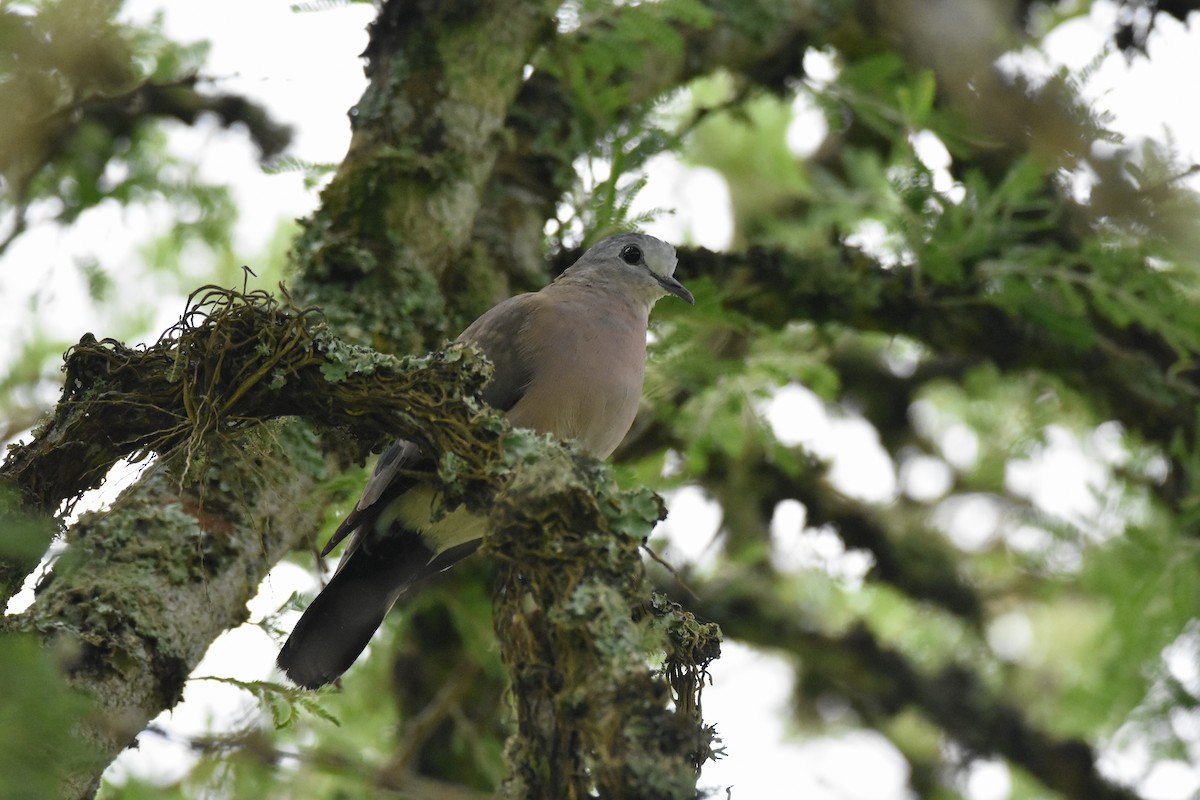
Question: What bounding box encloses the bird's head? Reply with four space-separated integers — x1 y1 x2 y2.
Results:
564 233 694 306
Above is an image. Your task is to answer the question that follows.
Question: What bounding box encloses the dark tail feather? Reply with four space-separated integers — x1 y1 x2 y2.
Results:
275 567 393 689
276 534 482 689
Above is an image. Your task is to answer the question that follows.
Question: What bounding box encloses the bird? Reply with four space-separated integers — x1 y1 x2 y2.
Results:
276 233 693 689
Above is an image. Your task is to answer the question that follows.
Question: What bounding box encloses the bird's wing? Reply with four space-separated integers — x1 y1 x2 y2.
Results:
320 439 422 557
457 292 539 413
319 294 539 557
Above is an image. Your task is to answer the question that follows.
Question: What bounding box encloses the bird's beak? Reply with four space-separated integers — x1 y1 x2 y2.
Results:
656 274 695 304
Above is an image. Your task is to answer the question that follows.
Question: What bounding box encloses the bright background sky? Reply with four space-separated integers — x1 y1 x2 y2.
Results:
4 2 1200 798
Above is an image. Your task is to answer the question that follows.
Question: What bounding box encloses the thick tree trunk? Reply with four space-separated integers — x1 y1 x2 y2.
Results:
16 434 325 800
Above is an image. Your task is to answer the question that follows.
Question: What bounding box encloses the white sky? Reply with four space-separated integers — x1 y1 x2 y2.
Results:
3 1 1199 798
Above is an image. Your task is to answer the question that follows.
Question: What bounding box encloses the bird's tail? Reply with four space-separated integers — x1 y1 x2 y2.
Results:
276 549 402 689
276 534 481 689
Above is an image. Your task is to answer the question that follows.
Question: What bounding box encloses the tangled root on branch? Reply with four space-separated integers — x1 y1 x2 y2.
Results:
3 283 503 514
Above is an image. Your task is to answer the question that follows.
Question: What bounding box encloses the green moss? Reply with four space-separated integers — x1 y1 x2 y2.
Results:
486 441 720 797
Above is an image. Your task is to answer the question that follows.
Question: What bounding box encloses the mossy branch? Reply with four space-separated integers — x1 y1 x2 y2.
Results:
1 284 503 517
488 444 720 799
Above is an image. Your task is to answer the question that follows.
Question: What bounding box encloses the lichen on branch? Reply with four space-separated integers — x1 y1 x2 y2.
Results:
488 441 721 799
2 283 504 515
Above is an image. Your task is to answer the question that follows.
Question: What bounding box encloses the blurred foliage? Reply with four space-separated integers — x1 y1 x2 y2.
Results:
0 0 295 443
653 9 1198 799
543 0 714 247
4 0 1200 799
0 635 102 800
0 0 224 248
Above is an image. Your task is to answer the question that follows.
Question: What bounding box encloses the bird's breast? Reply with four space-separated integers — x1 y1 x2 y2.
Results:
507 294 649 458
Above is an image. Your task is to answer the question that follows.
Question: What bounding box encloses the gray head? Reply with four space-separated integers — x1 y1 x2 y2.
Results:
557 233 694 306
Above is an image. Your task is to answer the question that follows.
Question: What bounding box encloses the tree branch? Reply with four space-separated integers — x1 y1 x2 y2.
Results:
489 447 719 799
9 438 324 800
0 75 291 258
72 76 292 160
681 245 1200 502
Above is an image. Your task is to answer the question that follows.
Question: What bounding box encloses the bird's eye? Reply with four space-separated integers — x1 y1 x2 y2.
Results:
620 245 642 265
